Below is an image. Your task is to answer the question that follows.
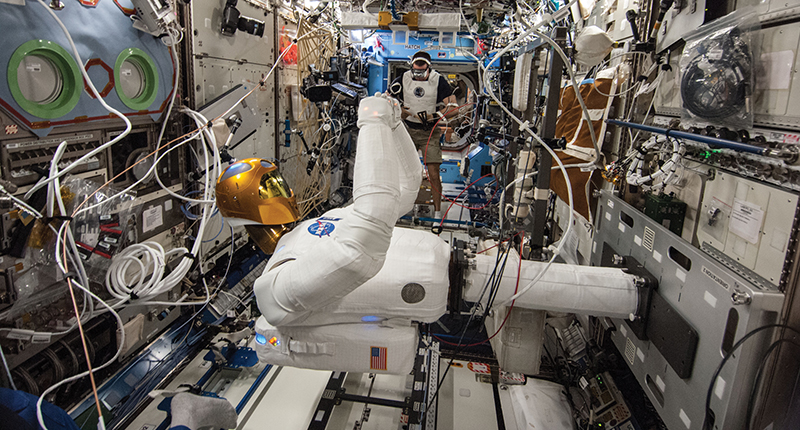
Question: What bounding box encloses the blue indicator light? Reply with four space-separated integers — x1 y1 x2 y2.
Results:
361 316 381 322
255 333 267 345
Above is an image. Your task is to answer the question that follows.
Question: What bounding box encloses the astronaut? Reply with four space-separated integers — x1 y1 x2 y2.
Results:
216 95 642 374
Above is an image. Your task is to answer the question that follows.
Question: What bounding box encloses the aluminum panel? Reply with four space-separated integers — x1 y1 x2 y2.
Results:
592 191 784 430
653 48 682 117
193 58 275 158
697 170 799 287
753 23 800 129
190 0 274 65
657 0 706 52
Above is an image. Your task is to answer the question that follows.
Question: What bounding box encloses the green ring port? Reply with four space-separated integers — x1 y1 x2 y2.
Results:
7 39 83 119
114 48 159 110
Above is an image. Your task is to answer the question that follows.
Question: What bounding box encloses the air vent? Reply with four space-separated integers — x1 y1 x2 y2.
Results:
625 336 636 365
643 226 656 251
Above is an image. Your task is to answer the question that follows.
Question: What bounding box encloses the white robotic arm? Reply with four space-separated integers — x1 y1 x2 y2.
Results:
249 96 644 375
254 96 423 327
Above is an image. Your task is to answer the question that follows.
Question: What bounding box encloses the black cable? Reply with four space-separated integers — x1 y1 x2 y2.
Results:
745 339 800 430
703 323 800 430
421 239 515 421
680 28 751 121
482 244 513 318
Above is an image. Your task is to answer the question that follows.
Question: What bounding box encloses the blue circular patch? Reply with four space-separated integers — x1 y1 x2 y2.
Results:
413 86 425 98
308 220 336 237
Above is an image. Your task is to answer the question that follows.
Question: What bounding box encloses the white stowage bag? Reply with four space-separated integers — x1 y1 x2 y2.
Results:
574 25 614 68
254 316 419 374
509 379 576 430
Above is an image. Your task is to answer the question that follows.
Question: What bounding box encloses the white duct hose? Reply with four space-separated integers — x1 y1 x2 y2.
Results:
509 149 537 219
255 96 421 326
465 253 639 319
626 135 683 186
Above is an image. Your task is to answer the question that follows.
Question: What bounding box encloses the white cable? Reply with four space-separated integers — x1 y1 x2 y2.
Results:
0 187 45 219
1 343 17 390
473 11 577 306
221 290 248 308
102 106 221 305
626 136 683 187
533 29 600 165
27 0 132 199
482 21 600 167
131 278 211 307
70 38 273 213
151 32 187 201
49 140 95 320
36 279 124 430
361 0 380 22
150 108 217 203
501 146 574 305
74 129 204 215
589 51 650 98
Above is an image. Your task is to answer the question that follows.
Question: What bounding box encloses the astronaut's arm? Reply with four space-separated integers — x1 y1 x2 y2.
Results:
439 94 458 119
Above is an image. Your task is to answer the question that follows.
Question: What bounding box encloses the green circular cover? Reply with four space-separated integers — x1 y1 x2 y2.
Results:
7 39 82 119
114 48 159 110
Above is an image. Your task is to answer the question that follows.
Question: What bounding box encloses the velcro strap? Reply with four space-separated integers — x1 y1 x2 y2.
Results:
289 340 336 356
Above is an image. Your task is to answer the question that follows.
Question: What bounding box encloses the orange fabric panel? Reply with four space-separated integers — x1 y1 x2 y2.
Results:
549 152 600 221
554 78 613 150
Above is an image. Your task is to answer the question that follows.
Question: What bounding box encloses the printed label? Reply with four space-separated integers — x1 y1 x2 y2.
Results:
702 266 730 290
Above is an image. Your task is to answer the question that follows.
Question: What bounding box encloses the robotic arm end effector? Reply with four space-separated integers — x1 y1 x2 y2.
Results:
357 95 403 130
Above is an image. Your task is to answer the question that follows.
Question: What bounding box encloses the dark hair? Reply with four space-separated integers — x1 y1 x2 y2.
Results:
411 51 431 65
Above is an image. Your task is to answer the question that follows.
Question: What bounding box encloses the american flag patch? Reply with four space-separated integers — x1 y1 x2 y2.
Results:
370 346 387 370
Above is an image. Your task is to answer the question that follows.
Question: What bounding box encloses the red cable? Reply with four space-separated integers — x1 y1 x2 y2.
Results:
476 230 524 254
438 171 497 231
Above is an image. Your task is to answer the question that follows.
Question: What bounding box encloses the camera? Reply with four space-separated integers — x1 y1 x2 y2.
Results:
221 0 265 37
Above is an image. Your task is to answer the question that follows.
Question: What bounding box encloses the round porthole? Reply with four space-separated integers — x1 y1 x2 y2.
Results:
7 40 82 119
114 48 158 110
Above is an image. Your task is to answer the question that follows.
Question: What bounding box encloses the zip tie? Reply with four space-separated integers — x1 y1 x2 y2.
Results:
519 120 532 135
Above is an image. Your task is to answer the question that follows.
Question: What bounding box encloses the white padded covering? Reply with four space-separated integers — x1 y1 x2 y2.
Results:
340 11 379 29
417 13 461 30
269 223 450 327
254 316 418 374
465 253 638 319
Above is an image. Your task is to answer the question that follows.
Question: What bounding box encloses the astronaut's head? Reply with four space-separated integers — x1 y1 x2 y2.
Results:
216 158 300 254
410 51 431 81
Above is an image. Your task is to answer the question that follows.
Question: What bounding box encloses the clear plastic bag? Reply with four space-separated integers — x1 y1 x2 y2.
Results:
679 9 760 129
62 176 141 281
4 176 139 322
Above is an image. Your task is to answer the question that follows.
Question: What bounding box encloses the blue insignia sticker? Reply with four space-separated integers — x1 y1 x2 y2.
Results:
414 87 425 98
308 220 336 237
